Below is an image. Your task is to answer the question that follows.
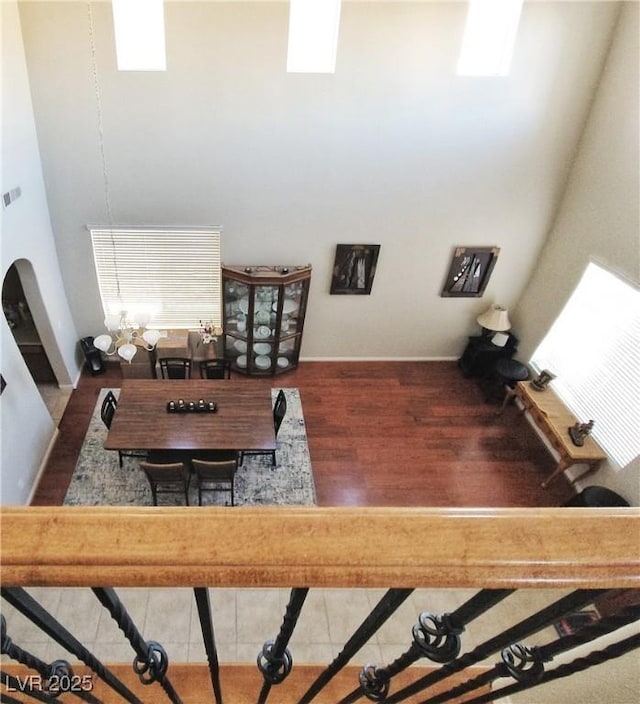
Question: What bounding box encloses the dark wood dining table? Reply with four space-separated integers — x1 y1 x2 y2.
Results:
103 380 276 453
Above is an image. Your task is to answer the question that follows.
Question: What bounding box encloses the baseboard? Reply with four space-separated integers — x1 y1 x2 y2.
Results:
27 427 60 505
300 356 459 362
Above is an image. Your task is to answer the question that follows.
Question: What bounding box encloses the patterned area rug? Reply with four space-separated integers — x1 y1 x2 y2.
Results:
64 388 316 506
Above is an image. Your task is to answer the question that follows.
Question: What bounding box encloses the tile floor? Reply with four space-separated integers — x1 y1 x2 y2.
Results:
37 383 72 426
1 587 565 668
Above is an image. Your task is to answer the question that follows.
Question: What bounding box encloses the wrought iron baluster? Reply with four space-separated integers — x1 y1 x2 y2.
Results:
462 632 640 704
462 602 640 704
1 588 143 704
346 589 513 703
256 588 309 704
193 587 223 704
383 588 610 703
91 587 182 704
417 643 547 704
539 601 640 661
2 615 101 703
297 588 414 704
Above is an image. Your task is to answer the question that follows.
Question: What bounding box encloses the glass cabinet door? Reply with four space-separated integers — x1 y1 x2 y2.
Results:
279 281 305 336
250 285 278 373
222 265 311 376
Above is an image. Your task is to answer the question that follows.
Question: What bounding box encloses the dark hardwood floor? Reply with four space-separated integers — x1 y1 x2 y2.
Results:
32 361 576 507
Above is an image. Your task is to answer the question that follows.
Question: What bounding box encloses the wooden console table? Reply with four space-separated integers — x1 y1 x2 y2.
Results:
515 381 606 488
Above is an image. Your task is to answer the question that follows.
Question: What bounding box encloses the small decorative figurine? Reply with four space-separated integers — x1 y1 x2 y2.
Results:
530 369 555 391
568 420 595 447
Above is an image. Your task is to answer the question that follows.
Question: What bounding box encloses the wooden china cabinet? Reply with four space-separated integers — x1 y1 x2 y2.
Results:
221 265 311 376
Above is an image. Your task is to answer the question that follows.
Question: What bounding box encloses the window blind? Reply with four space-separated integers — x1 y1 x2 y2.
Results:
90 228 222 329
531 263 640 469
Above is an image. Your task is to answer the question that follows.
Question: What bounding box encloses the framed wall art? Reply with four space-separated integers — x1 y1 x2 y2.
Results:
330 244 380 295
440 246 500 297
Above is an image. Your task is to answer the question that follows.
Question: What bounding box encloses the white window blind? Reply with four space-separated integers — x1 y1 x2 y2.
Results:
90 228 222 329
531 262 640 469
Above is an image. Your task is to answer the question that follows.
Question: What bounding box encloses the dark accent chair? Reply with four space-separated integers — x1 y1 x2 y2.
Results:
140 460 191 506
200 359 231 379
192 453 239 506
100 390 147 467
159 357 191 379
239 389 287 468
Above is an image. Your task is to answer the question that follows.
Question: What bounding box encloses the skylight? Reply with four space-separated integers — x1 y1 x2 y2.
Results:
112 0 166 72
287 0 342 74
457 0 523 77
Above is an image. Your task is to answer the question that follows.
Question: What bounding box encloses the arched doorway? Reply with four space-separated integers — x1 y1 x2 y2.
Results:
2 261 71 424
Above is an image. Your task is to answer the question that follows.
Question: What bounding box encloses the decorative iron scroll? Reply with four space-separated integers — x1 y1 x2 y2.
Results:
300 589 414 704
341 589 512 704
257 588 309 703
92 587 181 704
1 587 143 703
1 615 96 701
382 589 609 704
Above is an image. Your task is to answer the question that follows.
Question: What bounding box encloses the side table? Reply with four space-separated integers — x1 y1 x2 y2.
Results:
514 381 606 488
458 334 517 378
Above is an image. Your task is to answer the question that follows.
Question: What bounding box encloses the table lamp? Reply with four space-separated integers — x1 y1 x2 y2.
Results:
476 304 511 345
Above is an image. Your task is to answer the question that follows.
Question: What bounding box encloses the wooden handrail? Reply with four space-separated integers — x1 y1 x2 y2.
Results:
1 506 638 589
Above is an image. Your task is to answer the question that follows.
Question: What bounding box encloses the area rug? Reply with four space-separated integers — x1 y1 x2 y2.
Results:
64 388 316 506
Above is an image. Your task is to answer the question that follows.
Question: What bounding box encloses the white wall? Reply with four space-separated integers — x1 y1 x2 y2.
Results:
18 1 619 358
515 2 639 505
1 1 81 505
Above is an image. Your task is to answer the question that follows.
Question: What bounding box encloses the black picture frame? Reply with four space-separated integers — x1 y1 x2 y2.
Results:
330 244 381 295
440 246 500 297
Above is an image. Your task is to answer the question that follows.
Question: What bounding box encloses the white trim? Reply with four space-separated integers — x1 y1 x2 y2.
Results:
28 428 59 505
300 356 458 362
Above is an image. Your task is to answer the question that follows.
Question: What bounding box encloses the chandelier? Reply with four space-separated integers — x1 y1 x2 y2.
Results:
93 311 162 363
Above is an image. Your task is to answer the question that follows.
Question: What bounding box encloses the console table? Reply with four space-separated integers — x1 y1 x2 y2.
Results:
515 382 606 488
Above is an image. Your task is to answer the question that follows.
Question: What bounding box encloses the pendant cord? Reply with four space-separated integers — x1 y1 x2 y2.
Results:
88 1 121 300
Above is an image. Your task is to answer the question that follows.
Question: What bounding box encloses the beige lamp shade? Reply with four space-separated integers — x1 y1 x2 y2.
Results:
477 304 511 332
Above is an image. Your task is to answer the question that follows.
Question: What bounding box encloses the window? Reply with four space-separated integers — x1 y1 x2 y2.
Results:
112 0 166 71
90 228 222 329
457 0 523 77
287 0 342 74
531 263 640 469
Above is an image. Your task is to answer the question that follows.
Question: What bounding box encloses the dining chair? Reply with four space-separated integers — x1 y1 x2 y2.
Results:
100 390 147 468
199 359 231 379
239 389 287 467
140 460 191 506
159 357 191 379
191 453 239 506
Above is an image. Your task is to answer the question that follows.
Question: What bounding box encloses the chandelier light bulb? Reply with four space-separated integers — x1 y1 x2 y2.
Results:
142 329 162 347
93 334 114 353
117 343 137 363
133 311 151 328
104 313 122 332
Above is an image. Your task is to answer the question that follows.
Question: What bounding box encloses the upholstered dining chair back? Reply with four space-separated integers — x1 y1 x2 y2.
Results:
191 455 238 506
140 461 191 506
159 357 192 379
